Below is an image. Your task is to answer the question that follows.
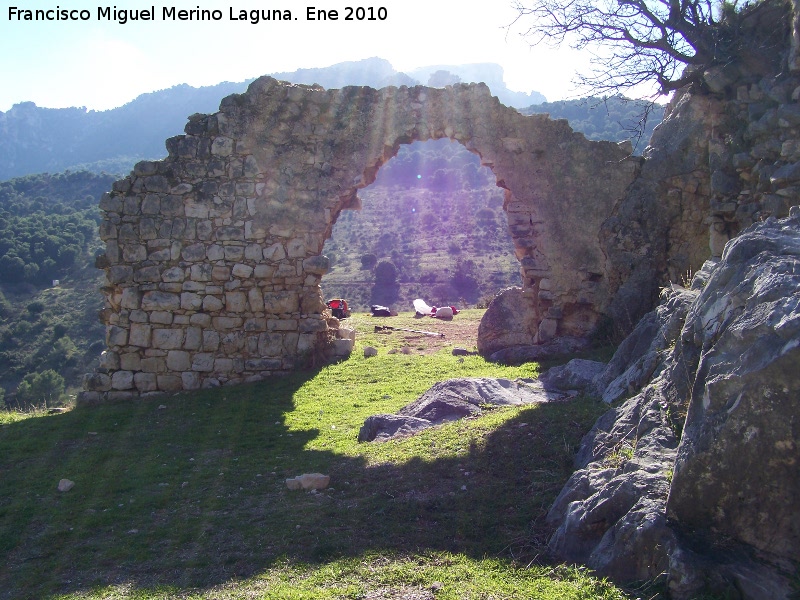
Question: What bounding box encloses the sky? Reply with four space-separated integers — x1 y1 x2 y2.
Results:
0 0 603 112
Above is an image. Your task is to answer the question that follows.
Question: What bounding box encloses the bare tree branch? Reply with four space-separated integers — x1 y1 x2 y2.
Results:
509 0 742 95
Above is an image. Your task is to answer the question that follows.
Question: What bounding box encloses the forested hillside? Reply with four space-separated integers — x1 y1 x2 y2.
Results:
0 172 112 285
0 82 250 180
0 172 110 408
524 96 665 152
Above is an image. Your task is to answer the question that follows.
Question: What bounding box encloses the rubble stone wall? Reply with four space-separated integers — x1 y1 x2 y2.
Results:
81 77 638 401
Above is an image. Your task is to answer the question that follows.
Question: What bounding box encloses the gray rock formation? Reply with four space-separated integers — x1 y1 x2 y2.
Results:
591 286 698 403
547 212 800 599
538 359 606 392
358 377 575 442
665 211 800 598
546 288 695 582
476 288 540 356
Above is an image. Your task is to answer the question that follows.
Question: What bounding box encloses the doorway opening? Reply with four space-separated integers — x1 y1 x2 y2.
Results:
321 138 521 313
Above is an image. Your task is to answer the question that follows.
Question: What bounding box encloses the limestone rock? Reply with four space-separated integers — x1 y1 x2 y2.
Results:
359 378 575 442
57 479 75 492
548 212 800 599
363 346 378 358
666 213 800 595
358 414 435 443
337 327 355 341
591 287 697 403
538 359 606 392
331 338 354 356
476 288 537 356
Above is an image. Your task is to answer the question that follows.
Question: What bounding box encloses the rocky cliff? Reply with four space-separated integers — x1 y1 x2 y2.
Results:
600 0 795 338
544 2 800 595
546 213 800 598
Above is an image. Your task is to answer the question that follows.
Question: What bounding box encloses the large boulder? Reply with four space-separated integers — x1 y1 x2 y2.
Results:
591 284 699 403
476 288 538 356
546 340 690 581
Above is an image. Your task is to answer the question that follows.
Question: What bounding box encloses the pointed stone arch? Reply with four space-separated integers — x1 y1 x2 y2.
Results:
84 77 639 401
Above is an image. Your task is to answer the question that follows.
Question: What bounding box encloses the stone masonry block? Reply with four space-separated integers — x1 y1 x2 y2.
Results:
152 328 185 350
167 350 191 371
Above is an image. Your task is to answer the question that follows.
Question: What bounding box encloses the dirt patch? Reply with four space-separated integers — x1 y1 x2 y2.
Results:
343 309 484 355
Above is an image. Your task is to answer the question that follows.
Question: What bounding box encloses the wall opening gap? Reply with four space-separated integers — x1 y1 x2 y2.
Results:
321 138 521 312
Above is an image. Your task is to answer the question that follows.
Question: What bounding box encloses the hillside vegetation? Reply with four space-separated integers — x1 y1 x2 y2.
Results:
523 95 665 152
0 83 250 180
0 172 110 407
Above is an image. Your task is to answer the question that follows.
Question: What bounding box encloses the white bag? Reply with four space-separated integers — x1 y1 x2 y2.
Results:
413 298 434 316
434 306 453 319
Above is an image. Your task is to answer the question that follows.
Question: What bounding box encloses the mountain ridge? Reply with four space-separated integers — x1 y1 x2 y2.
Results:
0 57 548 181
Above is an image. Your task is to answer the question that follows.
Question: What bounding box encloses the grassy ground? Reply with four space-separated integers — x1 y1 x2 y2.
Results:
0 310 634 600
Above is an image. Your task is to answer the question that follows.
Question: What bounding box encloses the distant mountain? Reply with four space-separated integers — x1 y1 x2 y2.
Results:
409 63 547 107
0 81 252 181
0 58 551 181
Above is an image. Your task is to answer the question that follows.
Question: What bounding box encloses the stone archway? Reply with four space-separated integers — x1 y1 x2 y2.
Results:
83 77 639 401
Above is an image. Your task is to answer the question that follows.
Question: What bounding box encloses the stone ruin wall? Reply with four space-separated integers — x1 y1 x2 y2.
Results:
79 78 640 402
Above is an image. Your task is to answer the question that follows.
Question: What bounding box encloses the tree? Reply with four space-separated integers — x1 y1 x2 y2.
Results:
360 253 378 270
511 0 789 95
16 369 65 408
374 260 398 285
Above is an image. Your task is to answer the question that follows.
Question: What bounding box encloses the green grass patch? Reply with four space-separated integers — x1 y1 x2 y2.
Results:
0 334 627 599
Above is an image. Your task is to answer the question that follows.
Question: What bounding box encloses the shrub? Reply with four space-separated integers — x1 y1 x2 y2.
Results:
360 253 377 270
27 301 45 315
16 369 65 408
374 260 398 285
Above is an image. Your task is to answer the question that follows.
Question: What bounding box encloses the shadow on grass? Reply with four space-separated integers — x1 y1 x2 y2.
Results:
0 369 600 599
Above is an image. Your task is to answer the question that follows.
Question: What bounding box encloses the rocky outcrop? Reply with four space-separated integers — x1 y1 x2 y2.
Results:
591 285 698 404
547 212 800 599
358 377 575 442
665 211 800 598
538 359 606 392
546 286 696 582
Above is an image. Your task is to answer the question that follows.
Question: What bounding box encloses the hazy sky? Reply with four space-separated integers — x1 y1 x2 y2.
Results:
0 0 596 112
